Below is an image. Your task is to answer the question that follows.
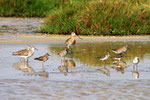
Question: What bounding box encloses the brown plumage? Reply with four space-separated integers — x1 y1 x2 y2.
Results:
34 53 50 62
65 32 76 48
13 49 30 57
58 48 68 63
97 52 110 61
112 45 128 54
112 53 124 61
65 32 82 49
64 59 76 68
13 46 38 64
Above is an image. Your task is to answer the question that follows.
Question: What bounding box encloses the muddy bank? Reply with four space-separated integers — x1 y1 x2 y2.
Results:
0 34 150 44
0 17 43 34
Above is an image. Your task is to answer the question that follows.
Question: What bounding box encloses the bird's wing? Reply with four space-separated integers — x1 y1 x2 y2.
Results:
34 56 44 61
72 40 76 45
13 49 29 56
65 38 71 44
97 54 106 59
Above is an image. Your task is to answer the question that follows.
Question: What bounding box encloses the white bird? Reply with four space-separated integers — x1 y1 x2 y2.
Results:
133 57 140 65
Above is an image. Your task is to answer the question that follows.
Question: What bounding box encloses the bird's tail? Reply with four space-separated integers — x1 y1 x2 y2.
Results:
34 58 39 60
12 52 18 56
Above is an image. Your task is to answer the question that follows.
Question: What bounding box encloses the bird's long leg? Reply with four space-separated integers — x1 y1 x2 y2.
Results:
135 64 138 71
27 58 29 64
42 62 44 67
20 58 22 62
104 61 106 68
63 57 65 62
133 64 135 71
23 58 25 64
61 57 62 64
42 65 45 72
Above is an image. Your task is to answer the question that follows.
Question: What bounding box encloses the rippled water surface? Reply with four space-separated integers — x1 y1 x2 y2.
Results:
0 42 150 100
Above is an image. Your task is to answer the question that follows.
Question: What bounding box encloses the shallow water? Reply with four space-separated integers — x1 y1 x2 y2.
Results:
0 42 150 99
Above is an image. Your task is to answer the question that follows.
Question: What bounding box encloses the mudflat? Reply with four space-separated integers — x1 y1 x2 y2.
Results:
0 34 150 44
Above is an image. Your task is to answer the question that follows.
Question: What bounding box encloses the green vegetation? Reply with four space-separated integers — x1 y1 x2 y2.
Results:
0 0 54 17
40 0 150 35
0 0 150 35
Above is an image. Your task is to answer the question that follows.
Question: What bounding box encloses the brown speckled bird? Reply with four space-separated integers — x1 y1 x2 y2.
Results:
112 53 124 61
112 45 128 54
65 32 82 49
58 48 68 63
34 53 50 66
13 46 38 64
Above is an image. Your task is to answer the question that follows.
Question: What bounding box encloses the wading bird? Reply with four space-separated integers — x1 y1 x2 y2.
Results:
97 52 110 61
34 53 50 67
112 53 124 61
133 57 140 66
112 45 128 54
65 32 83 49
13 45 38 64
58 48 68 63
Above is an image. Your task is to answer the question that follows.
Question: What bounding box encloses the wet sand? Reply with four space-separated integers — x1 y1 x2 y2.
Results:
0 34 150 44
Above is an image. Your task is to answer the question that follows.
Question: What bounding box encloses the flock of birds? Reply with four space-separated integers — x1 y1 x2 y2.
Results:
12 32 140 77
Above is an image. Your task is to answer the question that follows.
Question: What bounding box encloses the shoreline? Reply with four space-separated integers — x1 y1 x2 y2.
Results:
0 33 150 44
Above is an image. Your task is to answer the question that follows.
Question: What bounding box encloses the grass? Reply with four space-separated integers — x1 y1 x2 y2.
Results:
0 0 150 35
0 0 57 17
39 0 150 35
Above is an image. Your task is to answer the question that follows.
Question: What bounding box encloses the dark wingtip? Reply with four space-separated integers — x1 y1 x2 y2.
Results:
34 58 38 60
12 52 16 56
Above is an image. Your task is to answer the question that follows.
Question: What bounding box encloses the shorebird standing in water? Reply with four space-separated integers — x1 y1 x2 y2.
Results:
133 57 140 66
58 48 68 63
112 45 128 54
97 52 110 66
97 52 110 61
112 53 124 61
132 57 140 79
65 32 82 52
34 53 50 67
13 45 38 64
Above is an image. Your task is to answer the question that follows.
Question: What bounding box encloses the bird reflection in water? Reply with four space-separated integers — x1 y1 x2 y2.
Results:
96 66 110 76
132 65 139 79
112 60 127 74
58 59 76 76
14 62 34 73
38 66 49 78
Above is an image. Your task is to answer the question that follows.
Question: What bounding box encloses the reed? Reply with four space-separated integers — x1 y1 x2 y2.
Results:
0 0 149 35
0 0 57 17
40 0 150 35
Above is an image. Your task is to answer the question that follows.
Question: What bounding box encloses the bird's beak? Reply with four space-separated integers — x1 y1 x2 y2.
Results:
76 35 83 40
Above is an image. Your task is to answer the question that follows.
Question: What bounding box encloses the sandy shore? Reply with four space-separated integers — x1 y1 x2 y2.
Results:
0 33 150 44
